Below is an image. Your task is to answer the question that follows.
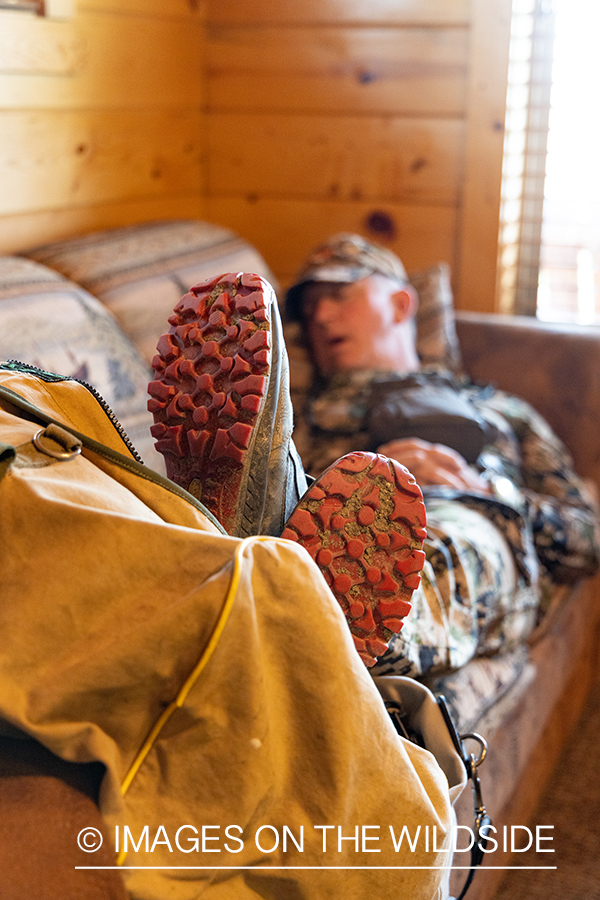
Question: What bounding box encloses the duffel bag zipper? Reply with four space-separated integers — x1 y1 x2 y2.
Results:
2 359 143 462
0 359 227 534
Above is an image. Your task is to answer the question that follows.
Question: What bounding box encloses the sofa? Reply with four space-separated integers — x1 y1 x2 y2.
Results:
0 219 598 900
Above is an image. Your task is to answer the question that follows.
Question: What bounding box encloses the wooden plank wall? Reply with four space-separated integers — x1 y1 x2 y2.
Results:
0 0 206 254
0 0 512 311
205 0 512 310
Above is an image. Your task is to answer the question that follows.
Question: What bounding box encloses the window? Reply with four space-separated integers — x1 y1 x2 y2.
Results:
537 0 600 324
0 0 74 15
497 0 555 317
497 0 600 324
0 1 43 10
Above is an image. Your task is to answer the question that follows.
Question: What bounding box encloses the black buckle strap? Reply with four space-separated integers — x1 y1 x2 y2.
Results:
383 690 492 900
437 697 492 900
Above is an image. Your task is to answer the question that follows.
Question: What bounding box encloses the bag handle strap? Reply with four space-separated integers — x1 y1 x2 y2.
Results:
437 696 492 900
0 381 227 534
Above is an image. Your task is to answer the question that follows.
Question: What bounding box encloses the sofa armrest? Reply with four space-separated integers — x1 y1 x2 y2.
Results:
455 311 600 487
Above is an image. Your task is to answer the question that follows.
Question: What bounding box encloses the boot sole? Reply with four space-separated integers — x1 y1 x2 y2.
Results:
281 451 427 667
148 272 278 535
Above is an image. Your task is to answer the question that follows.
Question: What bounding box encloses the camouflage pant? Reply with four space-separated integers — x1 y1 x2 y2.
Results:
288 362 598 677
372 497 540 678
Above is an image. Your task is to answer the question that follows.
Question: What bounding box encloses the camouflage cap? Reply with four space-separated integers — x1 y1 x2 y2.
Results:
285 233 408 320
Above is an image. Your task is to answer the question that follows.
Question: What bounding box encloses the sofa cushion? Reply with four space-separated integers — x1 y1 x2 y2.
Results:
25 220 278 366
0 257 162 472
423 645 532 734
410 261 463 374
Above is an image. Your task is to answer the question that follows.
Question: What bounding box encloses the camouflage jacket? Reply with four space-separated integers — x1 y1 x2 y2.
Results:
292 368 600 591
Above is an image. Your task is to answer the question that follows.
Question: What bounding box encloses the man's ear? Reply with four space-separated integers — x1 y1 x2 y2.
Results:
391 284 418 324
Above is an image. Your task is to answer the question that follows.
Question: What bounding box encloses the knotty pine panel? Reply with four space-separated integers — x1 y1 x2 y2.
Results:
79 0 205 18
0 9 204 107
207 26 468 116
0 109 204 217
208 112 463 205
208 0 469 26
456 0 512 311
0 12 84 75
206 196 456 291
0 196 207 255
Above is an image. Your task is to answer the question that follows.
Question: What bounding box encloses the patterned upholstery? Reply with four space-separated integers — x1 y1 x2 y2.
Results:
0 256 162 471
423 645 532 734
25 221 461 383
25 220 278 365
411 261 463 374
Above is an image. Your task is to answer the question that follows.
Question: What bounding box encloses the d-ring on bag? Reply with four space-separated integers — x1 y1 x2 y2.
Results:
0 361 454 900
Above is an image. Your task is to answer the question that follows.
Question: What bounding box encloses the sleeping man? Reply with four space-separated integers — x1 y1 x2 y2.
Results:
148 234 600 677
283 233 600 676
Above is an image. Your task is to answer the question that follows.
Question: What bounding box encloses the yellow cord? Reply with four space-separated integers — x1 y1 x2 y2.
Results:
116 534 273 865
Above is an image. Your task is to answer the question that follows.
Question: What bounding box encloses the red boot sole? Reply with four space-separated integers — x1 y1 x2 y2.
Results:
282 451 427 667
148 272 272 533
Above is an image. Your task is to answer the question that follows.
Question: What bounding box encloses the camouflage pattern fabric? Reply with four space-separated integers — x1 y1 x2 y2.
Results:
292 370 600 677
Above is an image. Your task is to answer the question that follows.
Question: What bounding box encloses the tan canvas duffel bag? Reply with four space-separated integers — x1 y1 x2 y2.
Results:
0 361 453 900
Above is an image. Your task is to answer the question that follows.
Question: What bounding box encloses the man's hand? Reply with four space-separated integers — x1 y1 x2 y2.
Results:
376 437 491 493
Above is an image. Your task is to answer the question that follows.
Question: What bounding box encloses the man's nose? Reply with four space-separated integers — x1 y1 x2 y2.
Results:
313 295 337 324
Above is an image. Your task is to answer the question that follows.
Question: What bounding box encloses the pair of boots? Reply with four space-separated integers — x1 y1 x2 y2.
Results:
148 273 426 668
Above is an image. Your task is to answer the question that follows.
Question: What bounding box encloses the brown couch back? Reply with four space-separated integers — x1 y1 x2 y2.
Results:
456 311 600 489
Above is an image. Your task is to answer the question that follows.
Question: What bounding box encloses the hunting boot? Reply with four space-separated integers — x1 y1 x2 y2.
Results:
148 271 308 537
281 451 427 668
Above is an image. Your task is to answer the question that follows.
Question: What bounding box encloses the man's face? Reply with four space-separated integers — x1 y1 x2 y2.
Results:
301 275 406 375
